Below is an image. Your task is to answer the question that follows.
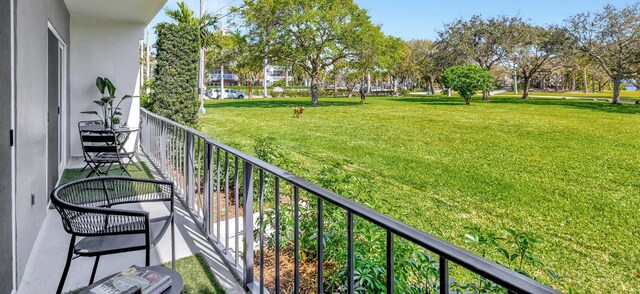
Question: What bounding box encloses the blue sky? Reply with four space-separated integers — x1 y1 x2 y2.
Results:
148 0 632 41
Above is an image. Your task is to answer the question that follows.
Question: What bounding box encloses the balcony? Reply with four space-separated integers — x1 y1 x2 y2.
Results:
20 109 559 293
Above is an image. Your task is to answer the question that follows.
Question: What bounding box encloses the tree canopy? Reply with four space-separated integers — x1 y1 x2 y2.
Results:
442 65 493 105
567 3 640 103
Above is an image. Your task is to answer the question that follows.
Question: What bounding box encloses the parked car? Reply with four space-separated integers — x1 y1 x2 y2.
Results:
208 88 245 99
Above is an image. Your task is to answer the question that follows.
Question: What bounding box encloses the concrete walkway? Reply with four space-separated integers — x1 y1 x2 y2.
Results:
17 157 246 294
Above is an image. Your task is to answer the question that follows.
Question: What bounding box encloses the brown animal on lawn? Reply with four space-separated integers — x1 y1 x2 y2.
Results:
293 107 305 118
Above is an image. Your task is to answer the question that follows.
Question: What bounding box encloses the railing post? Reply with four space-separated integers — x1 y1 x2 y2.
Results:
184 132 194 208
160 121 167 175
387 231 394 294
242 161 254 289
204 142 214 234
439 256 449 294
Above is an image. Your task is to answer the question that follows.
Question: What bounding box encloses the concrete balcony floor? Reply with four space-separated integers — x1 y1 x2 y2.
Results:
17 156 246 294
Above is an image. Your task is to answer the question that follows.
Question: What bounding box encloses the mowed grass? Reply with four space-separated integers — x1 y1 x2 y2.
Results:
199 95 640 292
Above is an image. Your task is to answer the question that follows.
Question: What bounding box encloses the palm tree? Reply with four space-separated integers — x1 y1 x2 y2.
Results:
165 1 218 50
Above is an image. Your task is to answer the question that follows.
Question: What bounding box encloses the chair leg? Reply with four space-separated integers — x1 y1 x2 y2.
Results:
89 255 101 284
79 163 90 172
119 161 131 176
129 155 142 171
145 246 150 266
106 163 113 175
171 213 175 270
56 235 75 294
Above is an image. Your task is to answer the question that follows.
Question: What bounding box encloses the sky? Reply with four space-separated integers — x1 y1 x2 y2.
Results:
147 0 633 42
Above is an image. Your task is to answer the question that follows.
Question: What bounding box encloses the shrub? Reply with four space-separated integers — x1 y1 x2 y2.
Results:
442 65 493 105
152 22 200 127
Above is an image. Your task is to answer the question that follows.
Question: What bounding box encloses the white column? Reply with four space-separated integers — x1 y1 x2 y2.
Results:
198 0 206 113
146 28 150 81
221 65 225 99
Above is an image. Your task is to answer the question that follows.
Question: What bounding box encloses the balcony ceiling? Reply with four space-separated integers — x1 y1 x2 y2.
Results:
64 0 167 24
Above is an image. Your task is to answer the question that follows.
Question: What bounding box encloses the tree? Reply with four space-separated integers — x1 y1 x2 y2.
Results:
222 32 265 98
238 0 377 105
508 24 567 99
438 16 519 101
567 3 640 103
379 36 410 96
234 0 290 97
406 40 436 93
441 65 493 105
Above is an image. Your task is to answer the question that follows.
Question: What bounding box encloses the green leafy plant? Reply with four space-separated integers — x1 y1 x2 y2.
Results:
81 77 132 128
152 22 200 127
441 64 493 105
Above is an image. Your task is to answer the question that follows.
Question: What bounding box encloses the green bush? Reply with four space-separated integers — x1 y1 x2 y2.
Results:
442 65 493 105
152 22 200 127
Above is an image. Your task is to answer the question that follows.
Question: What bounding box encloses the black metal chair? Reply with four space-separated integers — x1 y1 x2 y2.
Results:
50 177 175 294
80 129 130 177
78 121 105 173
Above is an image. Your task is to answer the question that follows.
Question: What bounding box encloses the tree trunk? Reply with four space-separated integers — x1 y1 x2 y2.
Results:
463 95 471 105
285 68 289 87
555 74 560 92
522 76 531 99
583 67 588 93
482 90 489 102
571 70 576 91
248 81 253 98
311 77 319 105
392 76 398 96
541 76 546 91
612 75 621 104
447 88 451 97
334 75 338 96
429 76 435 95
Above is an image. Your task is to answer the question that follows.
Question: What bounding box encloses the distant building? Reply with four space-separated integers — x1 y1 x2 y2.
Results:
207 68 239 86
206 65 293 87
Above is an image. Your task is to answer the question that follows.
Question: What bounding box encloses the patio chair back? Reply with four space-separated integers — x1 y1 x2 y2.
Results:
51 177 172 236
50 177 175 293
80 130 119 155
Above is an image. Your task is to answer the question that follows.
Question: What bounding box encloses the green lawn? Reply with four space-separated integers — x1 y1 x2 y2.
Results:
496 90 640 100
199 95 639 292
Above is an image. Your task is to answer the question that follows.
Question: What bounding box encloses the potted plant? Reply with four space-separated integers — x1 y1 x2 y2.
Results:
81 77 132 129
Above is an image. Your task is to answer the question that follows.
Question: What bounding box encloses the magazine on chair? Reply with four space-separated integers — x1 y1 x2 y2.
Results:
89 265 171 294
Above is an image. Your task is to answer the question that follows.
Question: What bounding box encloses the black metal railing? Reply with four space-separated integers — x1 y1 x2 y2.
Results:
140 108 559 294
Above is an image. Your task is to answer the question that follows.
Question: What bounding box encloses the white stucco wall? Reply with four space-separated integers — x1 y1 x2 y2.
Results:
15 0 70 285
69 17 144 157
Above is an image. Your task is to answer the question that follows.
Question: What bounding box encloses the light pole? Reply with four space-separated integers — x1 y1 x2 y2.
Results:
198 0 206 114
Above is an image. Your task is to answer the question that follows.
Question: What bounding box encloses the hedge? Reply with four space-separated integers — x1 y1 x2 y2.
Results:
152 22 200 127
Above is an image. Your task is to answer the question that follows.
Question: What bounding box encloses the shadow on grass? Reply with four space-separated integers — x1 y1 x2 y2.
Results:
392 95 640 115
490 97 640 115
205 98 360 109
391 96 468 106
